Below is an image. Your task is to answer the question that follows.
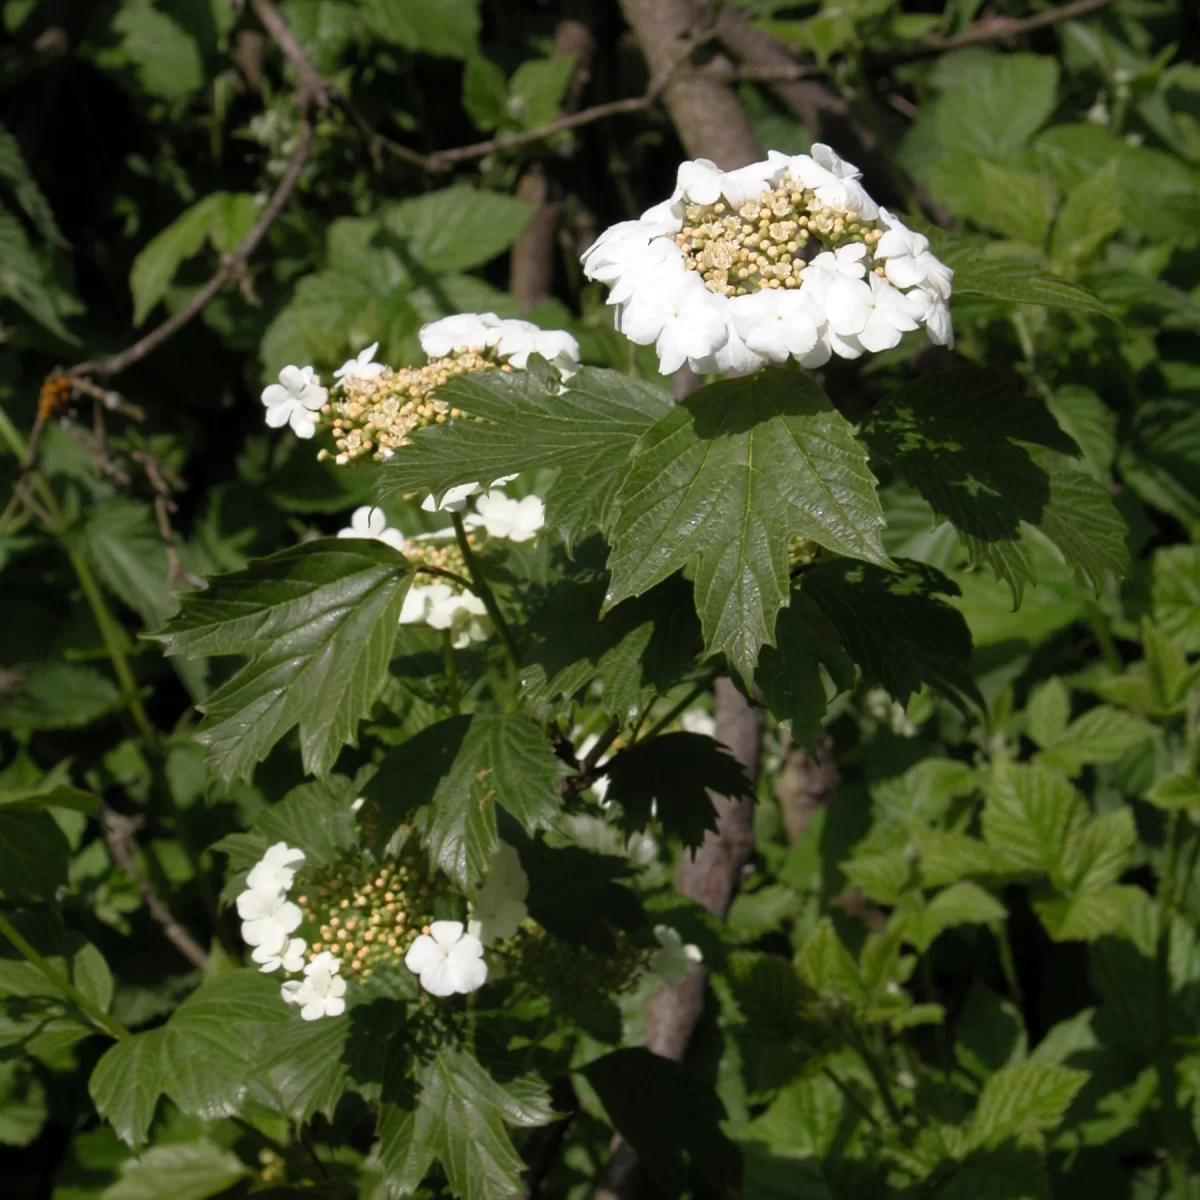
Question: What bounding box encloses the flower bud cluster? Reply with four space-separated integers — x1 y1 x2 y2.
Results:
507 926 648 1018
581 145 954 375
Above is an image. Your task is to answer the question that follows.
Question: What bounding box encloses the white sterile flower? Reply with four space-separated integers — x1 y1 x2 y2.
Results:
606 238 685 306
253 936 307 974
650 925 702 983
799 243 869 301
468 844 529 945
404 920 487 997
285 951 347 1020
875 210 953 298
913 289 955 348
619 271 728 374
419 312 504 357
730 289 821 363
582 222 662 285
466 491 545 543
675 158 726 206
680 709 716 738
336 506 408 552
245 842 306 895
334 341 385 384
782 144 880 219
399 582 452 625
494 321 582 374
237 888 302 954
261 365 327 438
426 591 490 649
825 272 924 353
421 481 481 513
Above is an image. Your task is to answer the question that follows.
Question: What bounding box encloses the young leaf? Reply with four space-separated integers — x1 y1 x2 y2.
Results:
603 731 753 850
89 1031 167 1148
362 714 564 888
581 1048 739 1195
462 56 508 131
381 185 534 273
934 53 1059 158
102 1141 248 1200
606 369 890 681
0 663 123 734
898 882 1007 954
1034 706 1157 777
360 0 481 59
801 559 982 711
78 498 174 627
1151 545 1200 653
981 762 1087 877
380 363 672 549
1145 773 1200 811
154 539 415 784
966 1061 1088 1151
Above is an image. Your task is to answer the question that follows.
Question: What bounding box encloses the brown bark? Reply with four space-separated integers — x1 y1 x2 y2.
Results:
774 732 840 844
617 0 761 169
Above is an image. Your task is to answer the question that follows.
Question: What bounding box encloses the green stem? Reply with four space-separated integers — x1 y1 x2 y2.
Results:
450 512 521 669
820 1064 882 1130
637 676 715 745
922 953 954 1087
442 630 461 716
0 912 129 1040
847 1023 904 1128
992 920 1024 1009
1155 810 1190 1190
1086 602 1122 675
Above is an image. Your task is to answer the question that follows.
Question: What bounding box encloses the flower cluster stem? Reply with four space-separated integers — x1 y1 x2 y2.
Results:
442 630 461 716
450 512 521 669
0 912 130 1040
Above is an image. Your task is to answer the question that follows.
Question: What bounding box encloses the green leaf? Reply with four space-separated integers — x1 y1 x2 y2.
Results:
0 811 69 901
1025 678 1070 748
362 714 563 888
0 663 122 733
795 919 866 1006
155 539 414 784
509 56 577 128
1145 773 1200 811
111 0 205 101
462 55 508 131
757 591 853 749
900 882 1007 954
1119 401 1200 526
581 1048 739 1195
981 762 1086 877
381 363 672 550
604 732 752 850
1048 386 1116 482
1050 159 1123 269
520 572 701 724
935 53 1060 158
377 1084 438 1196
514 836 645 951
0 122 64 246
606 369 889 682
801 559 982 711
932 158 1054 243
412 1048 552 1200
861 370 1124 601
1033 883 1146 942
967 1061 1088 1151
382 186 533 273
88 1030 164 1148
160 972 290 1123
1034 706 1157 777
256 1017 350 1123
0 1060 46 1147
949 253 1111 317
0 203 75 340
129 191 257 325
103 1141 248 1200
79 498 173 627
0 770 97 814
360 0 480 58
937 1147 1053 1200
1151 545 1200 653
955 982 1027 1081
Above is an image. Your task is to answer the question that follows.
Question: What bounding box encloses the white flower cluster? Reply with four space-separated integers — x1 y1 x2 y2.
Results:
259 315 580 459
236 842 347 1021
337 485 545 649
581 145 953 375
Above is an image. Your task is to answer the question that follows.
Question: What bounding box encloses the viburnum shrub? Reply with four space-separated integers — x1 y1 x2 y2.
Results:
3 4 1200 1200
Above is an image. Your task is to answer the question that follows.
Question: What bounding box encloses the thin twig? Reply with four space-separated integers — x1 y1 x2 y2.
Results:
101 807 211 970
69 95 314 380
881 0 1118 63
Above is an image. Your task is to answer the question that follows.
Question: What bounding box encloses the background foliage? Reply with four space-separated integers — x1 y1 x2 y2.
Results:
2 1 1200 1198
